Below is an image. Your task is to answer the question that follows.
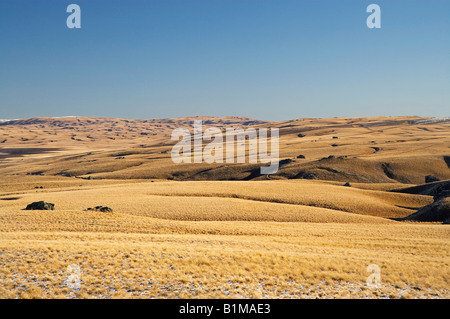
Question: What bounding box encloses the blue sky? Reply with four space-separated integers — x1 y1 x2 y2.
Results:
0 0 449 121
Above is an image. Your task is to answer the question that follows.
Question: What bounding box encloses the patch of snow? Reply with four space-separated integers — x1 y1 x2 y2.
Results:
414 117 450 124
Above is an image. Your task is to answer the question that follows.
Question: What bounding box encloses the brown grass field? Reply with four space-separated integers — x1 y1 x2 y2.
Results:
0 116 449 299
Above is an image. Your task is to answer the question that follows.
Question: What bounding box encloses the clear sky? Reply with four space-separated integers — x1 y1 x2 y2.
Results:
0 0 449 121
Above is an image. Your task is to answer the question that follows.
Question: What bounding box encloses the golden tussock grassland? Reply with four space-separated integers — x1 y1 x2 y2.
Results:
0 116 449 298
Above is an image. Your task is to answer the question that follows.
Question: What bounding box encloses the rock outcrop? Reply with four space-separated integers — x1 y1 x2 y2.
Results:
25 201 55 210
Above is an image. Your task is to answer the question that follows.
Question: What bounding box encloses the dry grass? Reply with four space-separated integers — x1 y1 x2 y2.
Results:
0 224 448 299
1 116 449 183
0 179 431 221
0 178 449 299
0 116 449 299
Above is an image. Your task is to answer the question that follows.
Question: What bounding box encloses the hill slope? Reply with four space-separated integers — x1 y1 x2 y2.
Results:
0 116 449 184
